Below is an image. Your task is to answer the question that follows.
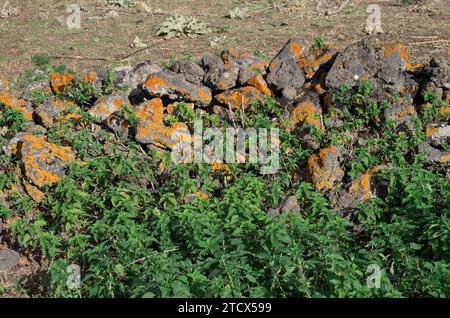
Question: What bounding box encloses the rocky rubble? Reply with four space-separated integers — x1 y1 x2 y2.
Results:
0 37 449 216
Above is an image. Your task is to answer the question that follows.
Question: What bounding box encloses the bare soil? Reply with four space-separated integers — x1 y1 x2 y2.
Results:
0 0 449 81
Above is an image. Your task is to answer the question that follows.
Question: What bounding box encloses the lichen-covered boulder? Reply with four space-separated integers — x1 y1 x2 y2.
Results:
143 70 212 107
134 98 190 149
221 49 268 86
383 97 418 131
34 98 79 128
425 124 450 147
266 38 306 100
325 39 382 90
115 61 162 91
215 86 265 109
298 46 336 80
287 92 323 132
246 74 271 96
49 72 74 94
417 142 450 165
336 165 387 210
418 58 450 101
18 134 76 188
307 145 344 191
202 49 268 92
202 54 238 91
88 94 129 121
378 42 412 86
171 60 205 85
0 85 34 120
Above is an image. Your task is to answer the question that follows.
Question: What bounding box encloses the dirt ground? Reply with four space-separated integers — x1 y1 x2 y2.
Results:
0 0 449 81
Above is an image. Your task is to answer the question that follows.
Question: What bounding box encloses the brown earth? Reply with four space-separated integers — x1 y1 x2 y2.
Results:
0 0 449 81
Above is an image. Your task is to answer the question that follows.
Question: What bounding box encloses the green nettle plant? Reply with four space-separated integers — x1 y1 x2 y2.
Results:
0 56 449 298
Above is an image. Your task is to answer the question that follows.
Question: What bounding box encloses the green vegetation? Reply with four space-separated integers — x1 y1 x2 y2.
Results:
0 60 449 298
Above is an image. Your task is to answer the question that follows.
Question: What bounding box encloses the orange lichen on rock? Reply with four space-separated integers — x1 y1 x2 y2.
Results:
35 98 79 128
195 191 210 199
0 87 34 120
210 161 229 172
440 154 450 163
24 182 45 202
246 74 271 96
383 42 412 71
134 98 190 149
49 72 73 94
425 125 440 137
89 94 128 121
288 101 323 132
144 71 212 106
18 134 76 189
215 86 265 109
307 145 344 191
297 50 333 79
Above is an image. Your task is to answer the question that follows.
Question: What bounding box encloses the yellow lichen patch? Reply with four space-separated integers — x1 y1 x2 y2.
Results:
247 74 271 96
440 154 450 163
195 191 210 199
49 72 73 94
307 145 343 191
288 101 322 132
383 42 412 71
210 161 229 172
215 86 264 109
24 182 45 202
425 125 439 137
19 134 76 188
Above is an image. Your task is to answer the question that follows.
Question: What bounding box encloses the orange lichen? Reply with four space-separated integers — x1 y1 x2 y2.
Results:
24 182 45 202
135 98 190 149
145 74 212 104
0 89 33 120
307 145 343 191
247 74 271 96
440 154 450 163
349 173 372 201
289 42 303 58
288 101 322 132
19 134 75 188
215 86 264 109
425 125 439 137
89 96 127 120
445 92 450 102
383 42 412 71
195 192 210 199
348 166 385 201
210 161 229 172
49 72 73 94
